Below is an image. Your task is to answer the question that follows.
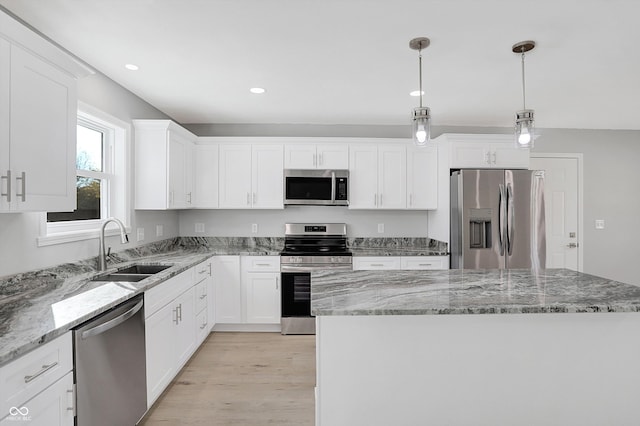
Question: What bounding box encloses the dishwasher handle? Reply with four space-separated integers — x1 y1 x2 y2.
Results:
81 299 144 340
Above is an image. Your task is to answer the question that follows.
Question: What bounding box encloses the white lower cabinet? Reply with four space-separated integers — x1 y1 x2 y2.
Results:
242 256 280 324
0 333 73 425
212 256 242 324
194 258 213 344
144 268 197 407
353 256 449 271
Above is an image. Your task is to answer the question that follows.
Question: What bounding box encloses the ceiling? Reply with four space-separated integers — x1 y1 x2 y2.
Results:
1 0 639 130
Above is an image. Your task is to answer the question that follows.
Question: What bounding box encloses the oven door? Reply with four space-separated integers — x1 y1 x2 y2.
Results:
281 272 312 317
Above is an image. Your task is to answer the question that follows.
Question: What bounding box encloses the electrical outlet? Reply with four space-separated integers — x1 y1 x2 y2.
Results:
595 220 605 230
377 223 384 233
136 227 145 242
156 224 164 237
251 223 258 233
195 223 205 233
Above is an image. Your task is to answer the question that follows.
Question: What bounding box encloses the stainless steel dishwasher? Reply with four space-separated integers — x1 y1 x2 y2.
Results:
74 294 147 426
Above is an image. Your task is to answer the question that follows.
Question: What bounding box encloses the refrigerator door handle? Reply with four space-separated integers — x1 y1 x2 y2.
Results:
498 183 506 256
507 183 514 255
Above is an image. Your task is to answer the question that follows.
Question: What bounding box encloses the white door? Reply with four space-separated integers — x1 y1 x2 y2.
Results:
193 144 218 208
218 144 252 208
174 287 196 369
284 144 317 169
377 145 406 209
407 145 437 209
252 144 283 209
316 144 349 169
530 156 580 270
167 133 188 208
212 256 242 323
348 144 377 209
244 272 280 324
145 303 176 406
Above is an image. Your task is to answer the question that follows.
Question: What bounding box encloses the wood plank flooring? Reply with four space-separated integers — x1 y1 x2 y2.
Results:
139 332 316 426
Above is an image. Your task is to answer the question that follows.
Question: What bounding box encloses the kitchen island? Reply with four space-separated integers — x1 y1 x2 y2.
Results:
311 269 640 426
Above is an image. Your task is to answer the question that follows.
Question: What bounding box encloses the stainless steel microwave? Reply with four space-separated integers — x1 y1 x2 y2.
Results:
284 169 349 206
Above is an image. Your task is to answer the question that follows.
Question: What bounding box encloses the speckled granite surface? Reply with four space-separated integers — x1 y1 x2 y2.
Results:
348 237 448 256
311 268 640 316
0 237 283 366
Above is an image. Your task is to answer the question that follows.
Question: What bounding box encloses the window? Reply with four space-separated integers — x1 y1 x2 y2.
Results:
38 103 130 246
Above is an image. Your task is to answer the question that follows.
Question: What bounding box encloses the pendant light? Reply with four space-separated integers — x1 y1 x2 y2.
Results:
409 37 431 146
512 40 536 149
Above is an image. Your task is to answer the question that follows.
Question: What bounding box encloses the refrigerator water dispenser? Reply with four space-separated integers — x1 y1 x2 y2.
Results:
469 208 492 249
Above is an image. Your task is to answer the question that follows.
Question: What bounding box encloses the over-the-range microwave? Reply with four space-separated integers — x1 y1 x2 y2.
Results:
284 169 349 206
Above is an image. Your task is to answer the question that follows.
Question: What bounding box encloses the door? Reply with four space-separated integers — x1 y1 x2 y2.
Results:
316 144 348 169
377 145 406 209
281 272 312 317
407 145 437 209
193 144 218 208
284 144 317 169
529 156 580 270
252 144 283 209
167 132 188 208
505 170 546 269
174 287 196 369
348 145 377 209
212 256 242 323
245 272 280 324
145 303 176 406
218 144 252 208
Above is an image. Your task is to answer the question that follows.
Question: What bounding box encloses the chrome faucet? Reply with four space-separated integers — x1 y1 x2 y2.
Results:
98 217 129 271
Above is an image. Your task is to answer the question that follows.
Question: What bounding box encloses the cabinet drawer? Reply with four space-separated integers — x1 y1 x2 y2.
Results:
195 280 208 313
353 257 401 270
0 333 72 417
400 256 449 270
196 308 209 344
241 256 280 272
145 268 194 318
194 258 212 284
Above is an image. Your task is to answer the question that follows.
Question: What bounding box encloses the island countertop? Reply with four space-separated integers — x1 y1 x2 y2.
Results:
310 268 640 316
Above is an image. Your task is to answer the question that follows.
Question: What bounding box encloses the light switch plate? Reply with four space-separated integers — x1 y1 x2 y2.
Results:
377 223 384 233
195 223 205 233
136 227 145 242
595 220 605 230
251 223 258 233
156 224 164 237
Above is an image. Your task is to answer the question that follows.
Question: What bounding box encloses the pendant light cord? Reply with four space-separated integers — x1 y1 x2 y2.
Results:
521 50 526 110
418 49 423 108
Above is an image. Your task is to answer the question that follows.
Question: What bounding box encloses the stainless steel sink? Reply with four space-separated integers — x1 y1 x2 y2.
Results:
91 264 172 282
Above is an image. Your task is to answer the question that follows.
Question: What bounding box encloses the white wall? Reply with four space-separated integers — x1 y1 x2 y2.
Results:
0 72 179 277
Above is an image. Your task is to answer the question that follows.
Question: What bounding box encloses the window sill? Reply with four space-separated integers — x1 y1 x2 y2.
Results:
37 227 131 247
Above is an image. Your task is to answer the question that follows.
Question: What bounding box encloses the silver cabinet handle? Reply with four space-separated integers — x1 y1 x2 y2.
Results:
1 170 11 202
246 192 250 205
276 276 279 290
187 192 192 204
418 263 433 266
374 194 377 206
24 361 58 383
319 153 323 166
492 152 497 164
485 151 491 164
178 303 183 322
173 307 179 324
199 321 207 330
169 190 174 205
208 263 212 276
253 192 256 204
409 193 412 207
370 263 384 267
379 194 383 206
313 153 317 167
567 243 578 248
199 269 207 275
67 386 75 414
199 294 207 300
16 171 26 202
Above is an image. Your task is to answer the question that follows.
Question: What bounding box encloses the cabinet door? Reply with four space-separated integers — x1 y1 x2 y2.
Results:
218 144 252 208
348 144 378 209
317 144 349 169
377 145 406 209
492 143 530 168
252 144 283 209
213 256 242 323
352 257 401 270
0 40 9 211
175 287 196 369
450 142 491 168
284 144 317 169
0 372 74 426
244 272 280 324
145 302 176 406
407 145 437 209
9 44 76 212
193 144 218 208
167 132 189 209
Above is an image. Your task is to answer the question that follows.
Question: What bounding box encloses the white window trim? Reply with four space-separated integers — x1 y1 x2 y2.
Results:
37 102 131 247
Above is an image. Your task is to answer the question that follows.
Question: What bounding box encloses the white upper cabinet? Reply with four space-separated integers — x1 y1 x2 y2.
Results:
284 143 348 169
0 12 90 213
219 143 283 209
444 134 530 169
193 143 219 209
349 144 406 210
134 120 196 210
407 145 438 209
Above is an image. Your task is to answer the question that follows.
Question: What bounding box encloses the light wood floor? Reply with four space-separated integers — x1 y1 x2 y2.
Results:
139 332 316 426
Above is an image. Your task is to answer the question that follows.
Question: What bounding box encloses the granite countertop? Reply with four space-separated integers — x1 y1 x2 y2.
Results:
350 248 449 256
0 237 283 366
311 268 640 316
348 237 448 257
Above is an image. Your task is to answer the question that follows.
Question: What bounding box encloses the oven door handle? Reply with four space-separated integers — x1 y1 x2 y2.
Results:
281 265 353 272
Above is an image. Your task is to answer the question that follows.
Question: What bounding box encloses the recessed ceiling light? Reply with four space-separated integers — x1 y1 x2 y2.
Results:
410 90 424 97
250 87 266 94
125 64 139 71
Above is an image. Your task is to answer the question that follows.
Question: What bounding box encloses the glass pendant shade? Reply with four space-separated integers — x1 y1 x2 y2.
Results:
412 107 431 146
515 109 534 149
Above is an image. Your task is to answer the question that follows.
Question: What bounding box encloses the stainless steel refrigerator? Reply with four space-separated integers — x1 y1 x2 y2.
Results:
450 169 546 269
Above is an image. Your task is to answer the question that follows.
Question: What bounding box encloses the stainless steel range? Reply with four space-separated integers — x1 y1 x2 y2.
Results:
280 223 352 334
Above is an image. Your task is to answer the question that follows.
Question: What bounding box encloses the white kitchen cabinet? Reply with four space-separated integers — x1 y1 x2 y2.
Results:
447 135 529 169
284 143 348 169
349 144 406 209
0 333 73 422
0 39 79 212
193 143 219 208
144 268 197 406
194 257 213 343
218 144 284 209
213 256 242 323
241 256 280 324
407 145 438 209
353 256 449 271
133 119 196 210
